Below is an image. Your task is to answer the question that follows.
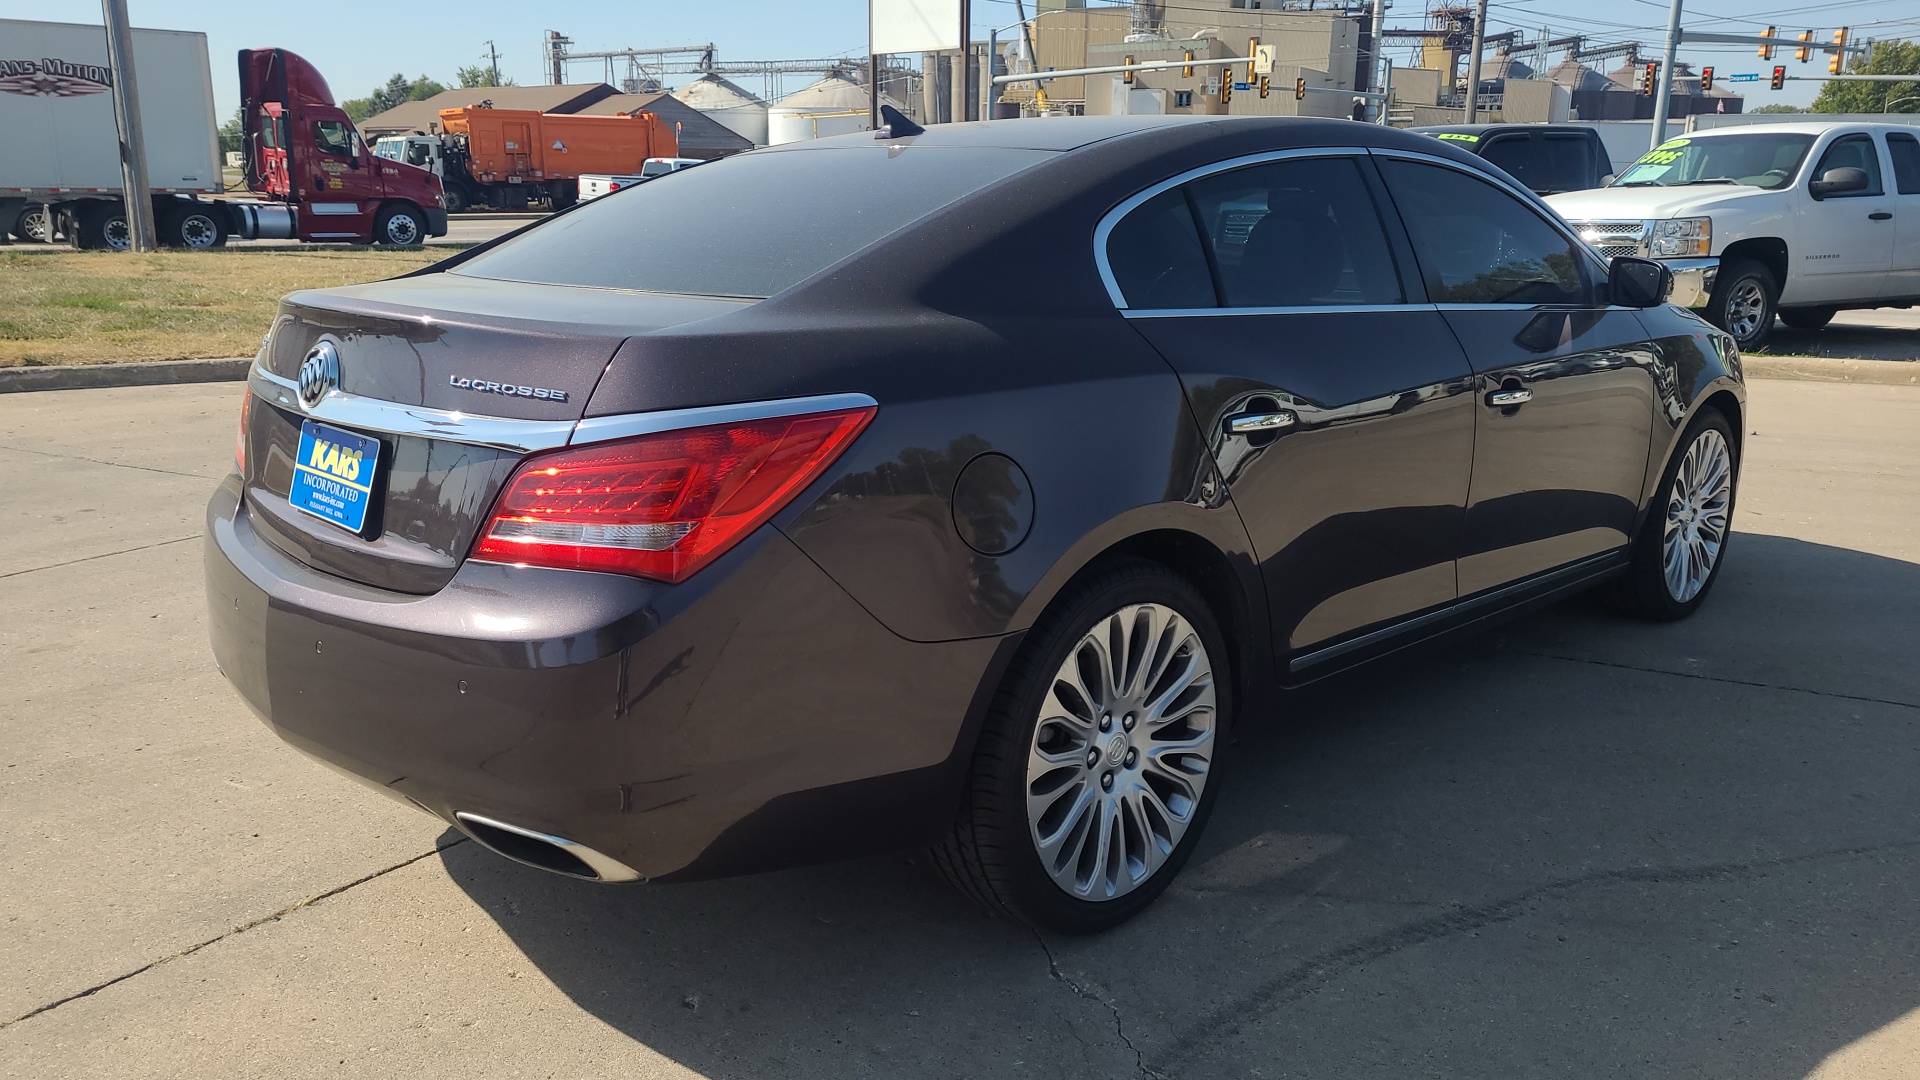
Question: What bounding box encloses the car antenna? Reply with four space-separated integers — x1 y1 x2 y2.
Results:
875 104 924 140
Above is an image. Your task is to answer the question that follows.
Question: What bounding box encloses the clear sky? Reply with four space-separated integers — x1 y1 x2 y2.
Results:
27 0 1919 121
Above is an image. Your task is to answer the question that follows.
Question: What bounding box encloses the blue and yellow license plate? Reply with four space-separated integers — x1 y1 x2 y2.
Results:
290 420 380 534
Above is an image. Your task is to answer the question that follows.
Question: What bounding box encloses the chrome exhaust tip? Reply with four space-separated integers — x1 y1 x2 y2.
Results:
453 812 644 883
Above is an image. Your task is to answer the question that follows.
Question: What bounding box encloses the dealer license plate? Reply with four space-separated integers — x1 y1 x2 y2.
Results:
290 420 380 534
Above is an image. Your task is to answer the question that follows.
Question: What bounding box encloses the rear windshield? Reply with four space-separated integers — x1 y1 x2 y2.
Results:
452 145 1054 298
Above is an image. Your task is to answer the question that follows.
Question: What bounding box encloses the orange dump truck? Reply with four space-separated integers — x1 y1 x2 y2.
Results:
380 107 678 212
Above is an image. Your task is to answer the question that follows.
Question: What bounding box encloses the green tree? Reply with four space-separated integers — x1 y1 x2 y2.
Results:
217 106 244 155
1749 103 1807 114
455 64 516 88
342 74 448 122
1810 39 1920 114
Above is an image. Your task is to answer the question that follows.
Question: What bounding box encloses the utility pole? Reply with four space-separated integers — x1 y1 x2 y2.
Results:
1368 0 1386 119
100 0 155 251
484 40 501 85
1648 0 1683 150
1462 0 1489 122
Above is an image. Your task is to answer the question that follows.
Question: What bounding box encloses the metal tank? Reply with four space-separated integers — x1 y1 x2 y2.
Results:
671 73 769 148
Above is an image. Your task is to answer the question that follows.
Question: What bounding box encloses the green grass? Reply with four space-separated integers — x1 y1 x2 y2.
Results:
0 247 452 367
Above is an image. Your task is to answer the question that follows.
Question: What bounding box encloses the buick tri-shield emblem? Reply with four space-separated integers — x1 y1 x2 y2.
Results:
298 342 341 408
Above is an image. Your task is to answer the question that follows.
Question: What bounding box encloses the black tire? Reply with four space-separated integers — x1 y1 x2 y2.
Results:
548 180 577 211
11 206 53 243
441 184 469 215
1704 258 1777 351
1606 410 1738 621
71 202 131 251
932 559 1233 934
1778 306 1837 330
159 204 227 250
372 202 426 246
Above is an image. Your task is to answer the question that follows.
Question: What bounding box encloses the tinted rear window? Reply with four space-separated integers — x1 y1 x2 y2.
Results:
452 145 1053 298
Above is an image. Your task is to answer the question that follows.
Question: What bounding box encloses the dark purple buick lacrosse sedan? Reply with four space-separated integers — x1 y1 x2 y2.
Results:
207 115 1743 932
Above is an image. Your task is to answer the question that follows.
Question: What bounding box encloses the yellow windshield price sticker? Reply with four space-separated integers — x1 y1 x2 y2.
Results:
1654 139 1690 151
1436 132 1480 143
1637 149 1684 166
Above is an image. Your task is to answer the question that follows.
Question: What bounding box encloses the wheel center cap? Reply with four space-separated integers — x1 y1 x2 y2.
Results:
1104 734 1128 767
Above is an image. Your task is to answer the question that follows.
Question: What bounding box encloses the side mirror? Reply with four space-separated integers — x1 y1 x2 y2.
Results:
1610 256 1673 308
1808 166 1868 199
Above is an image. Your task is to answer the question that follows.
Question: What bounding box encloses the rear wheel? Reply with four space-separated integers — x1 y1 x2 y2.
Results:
72 203 131 251
1607 410 1737 621
161 204 227 250
933 560 1230 933
1778 306 1838 330
373 202 426 246
1704 259 1776 351
11 206 53 243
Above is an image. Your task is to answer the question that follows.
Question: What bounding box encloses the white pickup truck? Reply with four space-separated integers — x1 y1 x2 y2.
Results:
1547 122 1920 350
576 158 706 202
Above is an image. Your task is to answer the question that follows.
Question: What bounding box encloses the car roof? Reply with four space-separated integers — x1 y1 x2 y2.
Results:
1684 121 1919 138
1411 124 1593 135
762 114 1459 157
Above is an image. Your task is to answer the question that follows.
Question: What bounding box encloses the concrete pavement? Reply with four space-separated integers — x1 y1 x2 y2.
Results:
0 378 1915 1079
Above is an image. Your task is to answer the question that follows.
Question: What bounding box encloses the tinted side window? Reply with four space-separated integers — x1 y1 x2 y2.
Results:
1541 133 1598 192
1812 135 1884 196
1479 135 1538 191
1106 189 1216 309
1183 156 1404 307
1887 133 1920 195
1380 159 1588 306
314 120 353 157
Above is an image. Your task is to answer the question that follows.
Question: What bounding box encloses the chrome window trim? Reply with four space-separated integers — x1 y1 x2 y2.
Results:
568 392 880 445
1093 145 1373 311
252 364 877 455
1123 303 1440 319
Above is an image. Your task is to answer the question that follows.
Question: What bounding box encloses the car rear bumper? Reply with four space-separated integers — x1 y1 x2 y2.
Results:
203 474 1009 882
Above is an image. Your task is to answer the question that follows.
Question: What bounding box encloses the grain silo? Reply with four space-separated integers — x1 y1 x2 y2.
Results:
768 72 899 145
672 73 769 148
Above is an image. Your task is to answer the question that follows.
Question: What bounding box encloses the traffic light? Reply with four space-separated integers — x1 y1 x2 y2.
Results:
1700 66 1714 92
1123 55 1134 85
1831 28 1850 75
1771 65 1786 90
1796 30 1813 63
1295 76 1306 101
1247 39 1259 81
1758 26 1776 60
1640 62 1657 96
1221 79 1232 105
1183 50 1194 78
1259 76 1270 99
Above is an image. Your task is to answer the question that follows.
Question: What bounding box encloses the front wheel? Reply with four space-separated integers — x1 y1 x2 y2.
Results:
1705 259 1777 351
441 185 469 214
373 203 425 246
933 560 1231 933
1779 306 1837 330
1607 410 1738 621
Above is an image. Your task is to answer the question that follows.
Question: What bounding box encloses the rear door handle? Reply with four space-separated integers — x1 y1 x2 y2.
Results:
1870 211 1894 221
1486 387 1533 408
1224 410 1297 435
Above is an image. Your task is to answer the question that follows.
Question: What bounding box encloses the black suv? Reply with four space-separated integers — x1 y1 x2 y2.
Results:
1413 124 1613 195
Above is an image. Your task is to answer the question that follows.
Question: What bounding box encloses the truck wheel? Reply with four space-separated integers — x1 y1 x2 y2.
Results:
73 203 131 251
162 205 228 250
11 206 52 243
373 203 425 246
1705 259 1776 351
441 186 469 214
1778 306 1837 331
549 181 578 211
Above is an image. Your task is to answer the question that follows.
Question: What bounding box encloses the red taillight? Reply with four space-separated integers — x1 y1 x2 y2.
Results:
608 182 621 191
235 389 251 475
471 406 874 583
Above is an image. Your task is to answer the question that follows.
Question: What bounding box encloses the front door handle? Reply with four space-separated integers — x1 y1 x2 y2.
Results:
1870 211 1894 221
1486 387 1533 409
1224 410 1298 435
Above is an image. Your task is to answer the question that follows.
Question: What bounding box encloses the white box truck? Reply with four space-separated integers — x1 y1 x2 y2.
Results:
2 18 445 248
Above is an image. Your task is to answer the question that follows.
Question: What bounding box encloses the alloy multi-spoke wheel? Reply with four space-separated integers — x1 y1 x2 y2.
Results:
1607 410 1738 621
1661 427 1733 603
1025 603 1216 902
934 560 1233 933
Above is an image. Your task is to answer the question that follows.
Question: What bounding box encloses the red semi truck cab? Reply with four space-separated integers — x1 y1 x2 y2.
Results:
238 48 447 245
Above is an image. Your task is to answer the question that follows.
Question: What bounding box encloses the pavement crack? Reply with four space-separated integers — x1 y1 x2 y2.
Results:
1505 647 1918 711
1031 927 1168 1079
1155 838 1920 1065
0 535 200 580
0 838 467 1031
0 441 224 482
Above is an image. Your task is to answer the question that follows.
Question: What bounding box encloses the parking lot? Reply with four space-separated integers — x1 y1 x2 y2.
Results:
0 370 1915 1078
